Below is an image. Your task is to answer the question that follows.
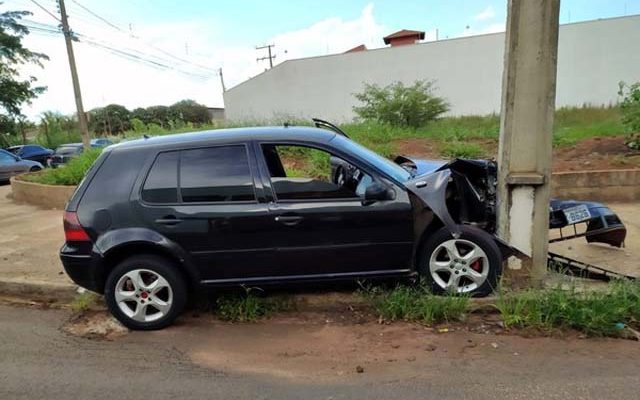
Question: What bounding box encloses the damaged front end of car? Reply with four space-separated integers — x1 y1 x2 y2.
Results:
396 155 627 253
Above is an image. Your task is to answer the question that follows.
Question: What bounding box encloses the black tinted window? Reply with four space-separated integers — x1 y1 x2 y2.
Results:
142 152 178 203
180 146 255 203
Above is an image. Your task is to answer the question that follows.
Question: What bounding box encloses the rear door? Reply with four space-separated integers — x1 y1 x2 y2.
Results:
136 144 274 282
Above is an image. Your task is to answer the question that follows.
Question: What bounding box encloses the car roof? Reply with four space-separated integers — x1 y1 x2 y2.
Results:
113 126 337 151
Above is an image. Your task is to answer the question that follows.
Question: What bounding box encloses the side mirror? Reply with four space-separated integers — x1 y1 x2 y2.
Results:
363 182 393 205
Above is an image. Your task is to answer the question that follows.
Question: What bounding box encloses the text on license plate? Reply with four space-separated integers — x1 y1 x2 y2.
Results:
563 205 591 224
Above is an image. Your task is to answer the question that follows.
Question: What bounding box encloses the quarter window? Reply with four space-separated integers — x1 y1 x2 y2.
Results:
142 151 179 203
180 146 255 203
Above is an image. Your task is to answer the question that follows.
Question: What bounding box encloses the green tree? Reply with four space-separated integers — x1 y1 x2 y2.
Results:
618 81 640 150
169 99 211 124
89 104 131 135
353 80 449 128
0 6 48 119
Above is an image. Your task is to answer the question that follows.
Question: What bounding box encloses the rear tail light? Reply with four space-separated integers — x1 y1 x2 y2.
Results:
63 211 91 242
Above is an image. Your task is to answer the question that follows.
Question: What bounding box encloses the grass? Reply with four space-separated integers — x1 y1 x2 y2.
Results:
70 292 101 312
21 148 102 186
360 283 469 325
495 280 640 337
440 141 486 158
214 288 294 322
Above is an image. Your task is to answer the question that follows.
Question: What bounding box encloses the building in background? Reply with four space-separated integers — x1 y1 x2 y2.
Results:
207 107 225 122
223 15 640 122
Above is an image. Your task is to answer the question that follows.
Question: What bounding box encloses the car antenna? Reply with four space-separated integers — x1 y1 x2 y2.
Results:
143 134 150 139
284 121 290 128
312 118 349 138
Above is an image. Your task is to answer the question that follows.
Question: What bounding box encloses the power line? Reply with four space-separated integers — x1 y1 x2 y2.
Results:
28 0 60 22
68 0 212 73
20 21 214 80
70 0 126 33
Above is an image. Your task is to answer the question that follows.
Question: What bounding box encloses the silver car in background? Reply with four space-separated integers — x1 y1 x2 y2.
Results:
0 149 43 182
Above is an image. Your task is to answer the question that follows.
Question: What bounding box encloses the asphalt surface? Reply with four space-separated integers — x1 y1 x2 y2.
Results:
2 304 640 400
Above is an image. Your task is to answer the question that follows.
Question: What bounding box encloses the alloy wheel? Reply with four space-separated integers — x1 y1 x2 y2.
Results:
428 238 490 294
114 269 173 323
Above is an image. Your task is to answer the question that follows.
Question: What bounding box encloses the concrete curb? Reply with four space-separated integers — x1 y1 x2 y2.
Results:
0 278 77 303
10 176 76 210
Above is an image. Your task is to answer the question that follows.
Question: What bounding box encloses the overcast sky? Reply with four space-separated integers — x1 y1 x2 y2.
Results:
3 0 640 120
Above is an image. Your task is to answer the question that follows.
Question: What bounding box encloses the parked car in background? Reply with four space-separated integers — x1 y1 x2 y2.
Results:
91 138 114 147
0 149 43 182
50 139 111 168
6 144 53 166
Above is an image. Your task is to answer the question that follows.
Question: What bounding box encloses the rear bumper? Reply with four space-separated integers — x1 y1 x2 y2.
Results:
59 243 105 293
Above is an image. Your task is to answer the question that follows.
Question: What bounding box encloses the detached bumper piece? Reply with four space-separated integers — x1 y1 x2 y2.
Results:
548 199 627 248
548 252 635 282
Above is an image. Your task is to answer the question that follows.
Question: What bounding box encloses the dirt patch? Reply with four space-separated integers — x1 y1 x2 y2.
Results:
392 136 640 172
553 136 640 171
62 311 129 340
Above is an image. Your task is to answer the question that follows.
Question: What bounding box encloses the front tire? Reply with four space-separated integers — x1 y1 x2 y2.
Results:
105 255 187 330
419 225 502 297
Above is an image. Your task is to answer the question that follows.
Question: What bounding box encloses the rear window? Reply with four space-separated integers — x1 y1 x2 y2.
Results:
56 146 80 155
180 146 255 203
141 152 179 203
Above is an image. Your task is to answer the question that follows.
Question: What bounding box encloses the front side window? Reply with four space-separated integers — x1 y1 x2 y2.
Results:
0 151 16 163
261 144 373 201
180 146 255 203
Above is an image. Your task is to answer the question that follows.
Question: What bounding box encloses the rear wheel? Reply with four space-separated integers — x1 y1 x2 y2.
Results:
419 225 502 297
105 255 187 330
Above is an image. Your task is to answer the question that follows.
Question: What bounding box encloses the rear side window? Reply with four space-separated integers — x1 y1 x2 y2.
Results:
142 152 179 203
180 146 254 203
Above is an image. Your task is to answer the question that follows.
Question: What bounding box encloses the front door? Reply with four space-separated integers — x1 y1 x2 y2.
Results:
255 142 414 278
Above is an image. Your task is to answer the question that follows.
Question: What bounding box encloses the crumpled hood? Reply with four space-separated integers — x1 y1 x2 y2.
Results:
393 155 449 176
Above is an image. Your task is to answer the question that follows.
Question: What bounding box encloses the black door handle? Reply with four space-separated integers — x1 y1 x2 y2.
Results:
155 216 183 225
275 215 303 226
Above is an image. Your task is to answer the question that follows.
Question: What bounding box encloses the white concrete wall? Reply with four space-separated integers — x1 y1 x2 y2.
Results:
224 15 640 122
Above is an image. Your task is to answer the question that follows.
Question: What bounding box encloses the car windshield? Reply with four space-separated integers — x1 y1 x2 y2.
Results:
7 147 20 155
56 146 80 155
331 135 411 183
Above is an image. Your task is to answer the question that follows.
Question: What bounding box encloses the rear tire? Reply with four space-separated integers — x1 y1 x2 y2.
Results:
418 225 502 297
29 166 41 172
105 254 187 330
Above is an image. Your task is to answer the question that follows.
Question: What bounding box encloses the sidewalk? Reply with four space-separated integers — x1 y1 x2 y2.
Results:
0 184 76 300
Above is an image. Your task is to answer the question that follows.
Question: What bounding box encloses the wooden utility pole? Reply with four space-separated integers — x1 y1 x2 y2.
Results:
497 0 560 285
256 44 276 69
58 0 90 149
218 67 226 92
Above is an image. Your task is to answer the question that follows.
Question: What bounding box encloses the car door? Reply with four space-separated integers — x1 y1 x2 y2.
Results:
135 144 274 282
0 151 21 180
254 142 414 278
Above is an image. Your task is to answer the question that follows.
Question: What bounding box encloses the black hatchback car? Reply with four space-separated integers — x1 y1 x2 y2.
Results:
62 124 514 329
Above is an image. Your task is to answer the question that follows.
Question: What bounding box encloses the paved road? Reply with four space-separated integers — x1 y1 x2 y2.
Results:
2 304 640 400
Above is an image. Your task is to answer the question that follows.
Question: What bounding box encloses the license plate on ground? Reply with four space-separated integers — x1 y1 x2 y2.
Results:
563 204 591 224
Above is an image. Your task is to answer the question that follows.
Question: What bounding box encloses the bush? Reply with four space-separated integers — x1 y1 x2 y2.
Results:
619 81 640 132
353 80 449 128
22 148 101 186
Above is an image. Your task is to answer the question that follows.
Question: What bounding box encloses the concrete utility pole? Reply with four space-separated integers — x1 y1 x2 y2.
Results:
497 0 560 285
256 44 276 69
58 0 91 149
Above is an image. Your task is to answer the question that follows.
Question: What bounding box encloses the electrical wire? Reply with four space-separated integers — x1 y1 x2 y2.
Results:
28 0 60 22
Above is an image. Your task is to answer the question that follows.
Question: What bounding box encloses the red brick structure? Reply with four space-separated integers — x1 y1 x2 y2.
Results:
383 29 425 47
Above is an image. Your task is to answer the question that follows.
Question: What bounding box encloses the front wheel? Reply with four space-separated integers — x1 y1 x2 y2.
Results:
105 255 187 330
419 225 502 297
